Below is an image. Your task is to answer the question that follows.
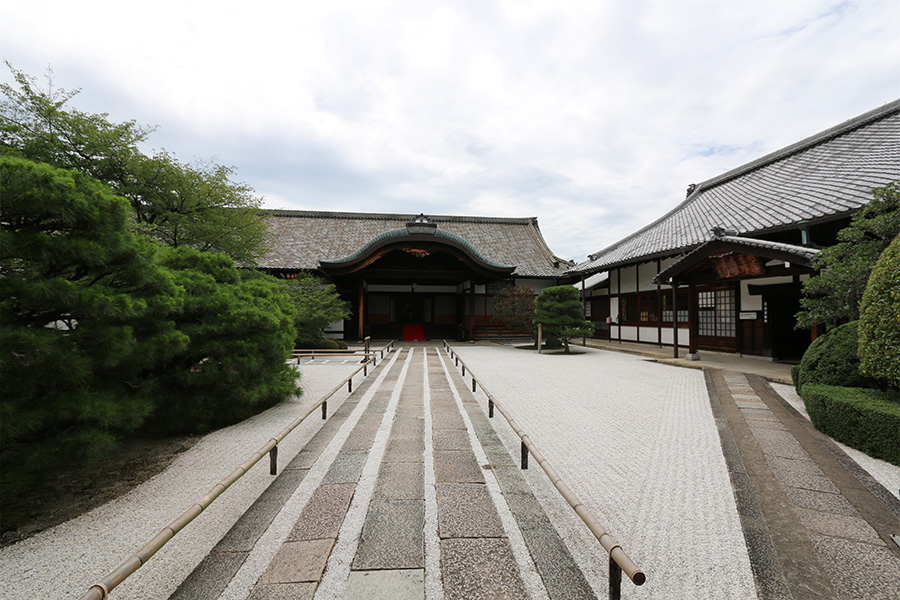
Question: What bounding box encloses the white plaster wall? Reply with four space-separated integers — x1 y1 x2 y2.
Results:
619 325 639 340
740 276 796 311
660 327 690 347
740 281 763 311
324 320 344 338
638 326 659 343
618 266 638 293
636 263 657 292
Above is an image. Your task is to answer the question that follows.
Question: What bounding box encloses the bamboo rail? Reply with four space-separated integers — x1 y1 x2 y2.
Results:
78 341 395 600
442 340 646 598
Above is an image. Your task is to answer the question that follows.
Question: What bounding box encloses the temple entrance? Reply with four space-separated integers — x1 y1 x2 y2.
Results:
321 216 516 341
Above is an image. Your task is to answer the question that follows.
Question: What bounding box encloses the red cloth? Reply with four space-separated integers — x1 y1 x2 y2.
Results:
403 324 426 341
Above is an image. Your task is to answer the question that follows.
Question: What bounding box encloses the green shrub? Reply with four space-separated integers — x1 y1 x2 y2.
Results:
335 340 349 349
791 365 801 390
802 384 900 465
796 321 877 391
858 232 900 389
143 248 299 435
317 338 339 350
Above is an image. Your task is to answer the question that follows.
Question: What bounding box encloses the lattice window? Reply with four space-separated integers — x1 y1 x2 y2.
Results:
662 291 690 324
639 294 657 323
698 288 735 337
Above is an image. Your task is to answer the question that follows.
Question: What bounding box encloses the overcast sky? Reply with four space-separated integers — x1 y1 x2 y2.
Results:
3 1 899 262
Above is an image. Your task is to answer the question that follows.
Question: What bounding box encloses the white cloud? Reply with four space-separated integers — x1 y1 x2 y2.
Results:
2 0 899 261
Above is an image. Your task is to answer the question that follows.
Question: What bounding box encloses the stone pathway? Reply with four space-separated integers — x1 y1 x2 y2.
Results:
708 370 900 600
171 346 594 600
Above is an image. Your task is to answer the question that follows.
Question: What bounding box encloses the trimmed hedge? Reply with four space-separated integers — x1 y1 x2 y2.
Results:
858 232 900 389
791 365 801 389
802 384 900 465
796 321 876 392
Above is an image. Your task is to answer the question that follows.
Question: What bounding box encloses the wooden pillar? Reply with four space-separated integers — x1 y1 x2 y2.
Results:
357 279 365 340
656 259 662 346
672 283 679 358
469 282 477 340
581 273 587 346
616 267 622 343
688 282 699 358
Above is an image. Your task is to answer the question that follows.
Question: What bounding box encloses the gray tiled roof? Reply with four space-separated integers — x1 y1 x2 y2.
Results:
258 211 571 278
572 99 900 274
653 236 820 285
716 236 820 262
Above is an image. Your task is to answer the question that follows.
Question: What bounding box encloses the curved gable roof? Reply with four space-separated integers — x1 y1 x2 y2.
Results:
572 99 900 274
258 211 572 278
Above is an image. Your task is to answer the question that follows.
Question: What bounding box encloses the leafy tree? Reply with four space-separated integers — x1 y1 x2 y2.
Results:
143 248 300 434
277 273 350 346
0 157 187 489
491 284 536 335
797 182 900 329
858 233 900 389
533 285 594 354
0 63 270 262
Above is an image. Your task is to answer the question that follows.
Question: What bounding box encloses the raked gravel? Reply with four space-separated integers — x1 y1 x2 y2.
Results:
0 361 361 600
448 344 757 600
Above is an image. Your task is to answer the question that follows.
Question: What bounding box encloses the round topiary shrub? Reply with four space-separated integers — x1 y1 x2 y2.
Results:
858 232 900 390
317 338 339 350
796 321 877 391
335 340 349 349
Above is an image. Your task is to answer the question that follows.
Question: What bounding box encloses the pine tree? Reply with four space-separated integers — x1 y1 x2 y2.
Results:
0 157 187 488
533 285 593 354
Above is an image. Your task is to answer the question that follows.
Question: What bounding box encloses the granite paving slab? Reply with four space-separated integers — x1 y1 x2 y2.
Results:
751 427 809 460
810 535 900 600
436 483 505 538
287 483 356 541
353 499 425 569
432 429 470 451
390 417 425 439
258 539 335 584
517 523 597 600
214 469 308 553
433 450 485 483
382 436 424 462
440 538 527 600
341 413 384 451
793 507 884 545
373 461 424 499
321 452 367 484
782 486 859 516
344 569 424 600
246 582 317 600
431 410 466 430
772 469 841 494
168 552 249 600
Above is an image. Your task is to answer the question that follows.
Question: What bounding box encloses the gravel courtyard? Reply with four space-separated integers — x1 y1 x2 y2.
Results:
447 343 758 599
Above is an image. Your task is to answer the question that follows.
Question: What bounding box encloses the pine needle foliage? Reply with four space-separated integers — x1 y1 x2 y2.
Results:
1 157 187 488
533 285 593 354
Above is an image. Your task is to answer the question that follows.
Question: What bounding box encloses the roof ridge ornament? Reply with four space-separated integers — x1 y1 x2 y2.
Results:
407 213 438 234
710 226 738 238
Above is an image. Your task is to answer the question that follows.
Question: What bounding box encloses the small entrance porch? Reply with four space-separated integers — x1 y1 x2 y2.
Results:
319 216 517 341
